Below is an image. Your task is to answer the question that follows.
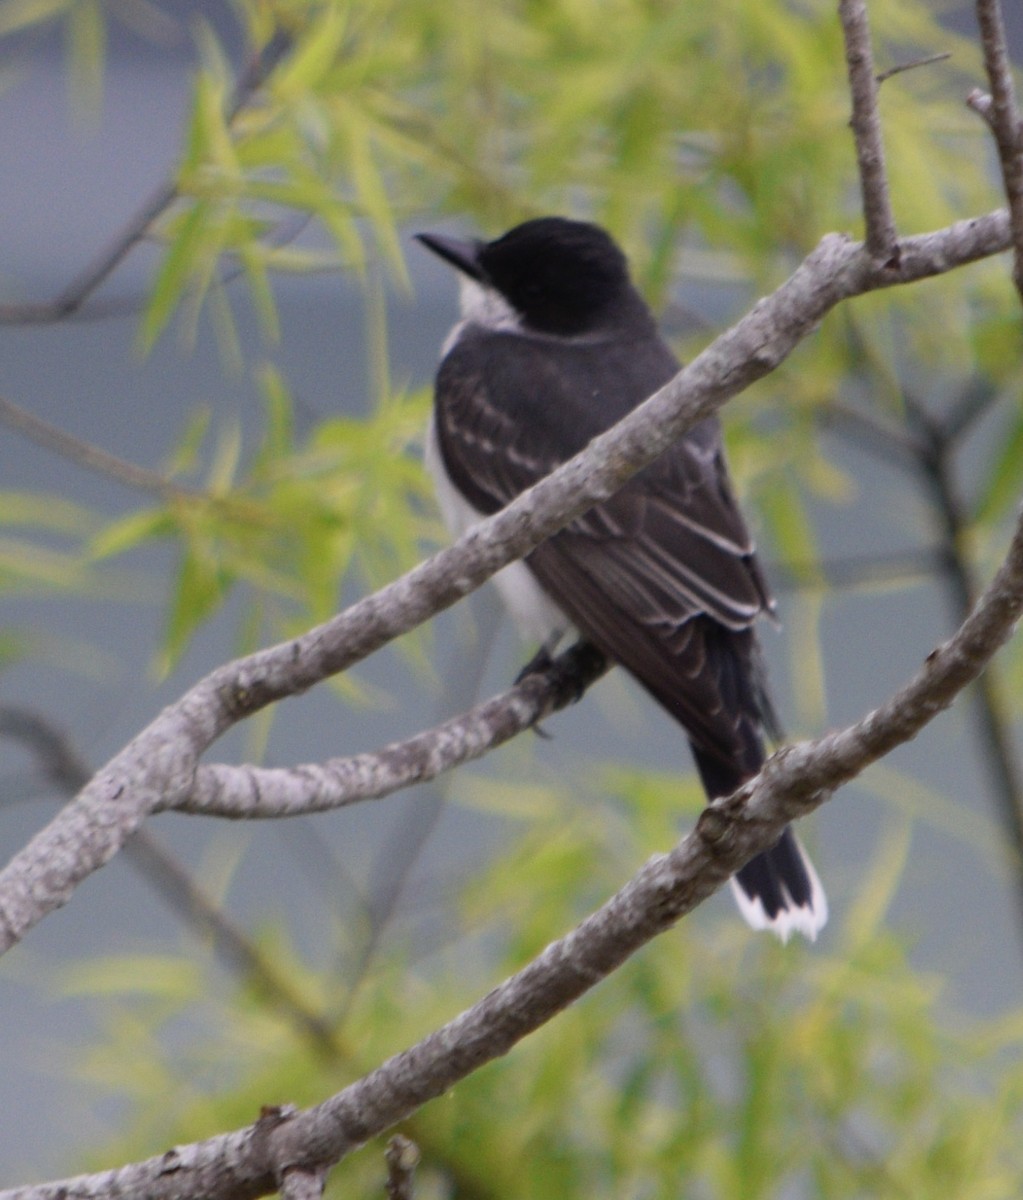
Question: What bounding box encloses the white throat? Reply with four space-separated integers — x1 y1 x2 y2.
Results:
458 276 522 329
439 277 523 355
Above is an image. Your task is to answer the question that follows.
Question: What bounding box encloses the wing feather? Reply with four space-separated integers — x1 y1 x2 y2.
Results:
434 324 774 763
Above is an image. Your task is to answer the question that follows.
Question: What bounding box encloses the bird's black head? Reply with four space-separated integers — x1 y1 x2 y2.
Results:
417 217 644 336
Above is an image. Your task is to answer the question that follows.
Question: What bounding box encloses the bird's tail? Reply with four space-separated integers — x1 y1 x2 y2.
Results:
690 744 827 943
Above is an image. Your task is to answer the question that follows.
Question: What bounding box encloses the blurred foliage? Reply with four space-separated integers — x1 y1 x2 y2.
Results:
0 491 102 594
65 776 1023 1199
88 368 434 674
0 0 1018 680
1 0 1023 1195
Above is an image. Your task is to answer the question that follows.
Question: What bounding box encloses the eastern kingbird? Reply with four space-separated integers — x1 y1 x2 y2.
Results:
417 216 826 942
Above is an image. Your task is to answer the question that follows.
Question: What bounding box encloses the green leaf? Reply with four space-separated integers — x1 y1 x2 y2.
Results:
270 6 349 100
975 401 1023 524
206 418 243 495
157 535 233 676
164 408 214 479
0 535 95 591
89 508 172 560
139 201 214 350
190 69 239 179
0 490 98 535
0 0 69 38
59 954 204 1000
255 365 295 466
238 240 280 339
64 0 105 118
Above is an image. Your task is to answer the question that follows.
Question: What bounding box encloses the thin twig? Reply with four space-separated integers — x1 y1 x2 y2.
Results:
0 176 178 325
941 376 1001 445
875 52 951 85
385 1137 419 1200
0 707 89 796
839 0 899 262
0 393 192 501
822 399 927 466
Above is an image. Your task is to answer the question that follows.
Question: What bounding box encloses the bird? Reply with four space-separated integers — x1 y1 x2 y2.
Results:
416 216 826 942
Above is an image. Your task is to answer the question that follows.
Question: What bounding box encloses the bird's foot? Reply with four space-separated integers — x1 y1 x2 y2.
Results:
514 644 555 685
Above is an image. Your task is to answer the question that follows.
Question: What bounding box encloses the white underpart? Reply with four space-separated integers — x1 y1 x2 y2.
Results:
425 415 572 649
729 836 829 943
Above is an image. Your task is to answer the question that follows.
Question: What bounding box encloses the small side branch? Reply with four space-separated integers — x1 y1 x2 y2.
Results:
0 393 191 501
875 52 951 86
385 1137 420 1200
971 0 1023 298
178 642 609 820
279 1167 326 1200
839 0 899 261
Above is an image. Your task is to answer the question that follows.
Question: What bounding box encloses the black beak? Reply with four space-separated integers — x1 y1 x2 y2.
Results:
414 231 486 282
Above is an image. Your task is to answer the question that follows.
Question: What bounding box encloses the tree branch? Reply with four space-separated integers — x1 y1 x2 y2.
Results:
902 392 1023 933
970 0 1023 299
5 491 1023 1200
279 1166 326 1200
0 393 192 501
0 211 1012 960
384 1137 419 1200
176 642 609 819
822 398 927 466
839 0 899 262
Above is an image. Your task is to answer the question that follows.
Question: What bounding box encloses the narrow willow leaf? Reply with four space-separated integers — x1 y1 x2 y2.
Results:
89 508 172 561
164 408 213 479
0 0 69 37
207 419 243 495
191 69 239 178
271 6 349 100
139 201 213 350
0 536 96 588
158 538 232 675
59 954 204 1000
64 0 105 118
238 241 280 339
0 490 98 535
